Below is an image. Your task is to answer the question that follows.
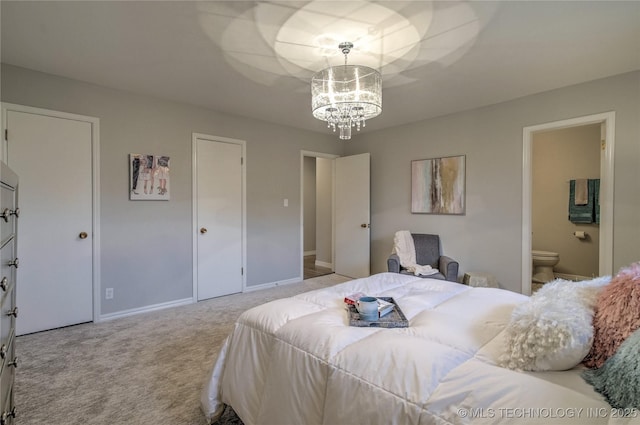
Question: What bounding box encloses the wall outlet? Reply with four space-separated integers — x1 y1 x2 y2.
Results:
105 288 114 300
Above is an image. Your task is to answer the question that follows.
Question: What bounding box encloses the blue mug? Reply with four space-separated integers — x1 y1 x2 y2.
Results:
356 296 378 321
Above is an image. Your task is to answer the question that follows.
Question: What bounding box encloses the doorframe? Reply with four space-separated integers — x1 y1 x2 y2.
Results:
300 151 339 280
192 133 246 301
1 102 101 323
521 111 615 295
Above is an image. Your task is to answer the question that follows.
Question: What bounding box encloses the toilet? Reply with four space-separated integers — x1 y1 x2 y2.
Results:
532 250 560 283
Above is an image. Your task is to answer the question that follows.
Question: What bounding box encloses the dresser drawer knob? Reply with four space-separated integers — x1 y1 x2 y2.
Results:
6 307 18 318
0 209 8 223
7 357 18 368
0 277 6 292
8 258 18 268
0 404 15 424
10 208 19 218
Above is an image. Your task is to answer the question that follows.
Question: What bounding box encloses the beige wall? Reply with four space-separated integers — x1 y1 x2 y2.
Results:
1 64 343 315
345 71 640 293
315 157 332 266
303 156 316 253
532 124 600 278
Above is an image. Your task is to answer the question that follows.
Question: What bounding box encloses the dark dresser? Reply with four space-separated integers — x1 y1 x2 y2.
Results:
0 162 18 424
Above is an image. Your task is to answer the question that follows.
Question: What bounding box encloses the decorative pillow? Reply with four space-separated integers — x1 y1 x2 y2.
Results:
499 276 611 371
583 262 640 368
582 327 640 409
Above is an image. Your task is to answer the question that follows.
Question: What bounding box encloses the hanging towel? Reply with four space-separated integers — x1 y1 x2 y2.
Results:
593 178 601 224
574 179 588 205
569 180 594 223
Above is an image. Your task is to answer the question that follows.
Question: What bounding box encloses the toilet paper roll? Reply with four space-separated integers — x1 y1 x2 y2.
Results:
574 231 587 239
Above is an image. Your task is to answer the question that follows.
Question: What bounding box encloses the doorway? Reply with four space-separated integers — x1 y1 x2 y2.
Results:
300 151 371 280
301 151 337 280
2 103 100 335
522 112 615 295
192 133 246 300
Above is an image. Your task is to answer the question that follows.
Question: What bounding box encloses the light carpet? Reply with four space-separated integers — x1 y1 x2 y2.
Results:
16 273 350 425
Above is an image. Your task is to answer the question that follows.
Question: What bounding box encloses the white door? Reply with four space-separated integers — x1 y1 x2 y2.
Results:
335 153 370 278
7 109 94 335
194 135 244 300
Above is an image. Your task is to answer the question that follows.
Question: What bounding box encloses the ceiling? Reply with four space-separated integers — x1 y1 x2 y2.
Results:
2 1 639 137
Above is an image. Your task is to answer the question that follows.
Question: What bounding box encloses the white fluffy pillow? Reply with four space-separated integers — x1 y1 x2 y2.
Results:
499 276 611 371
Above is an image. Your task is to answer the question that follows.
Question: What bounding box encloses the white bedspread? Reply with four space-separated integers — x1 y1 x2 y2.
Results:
201 273 639 425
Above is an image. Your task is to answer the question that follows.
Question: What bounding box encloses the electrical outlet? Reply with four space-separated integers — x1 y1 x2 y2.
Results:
105 288 114 300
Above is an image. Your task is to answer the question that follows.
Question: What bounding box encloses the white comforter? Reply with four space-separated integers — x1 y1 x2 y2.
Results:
201 273 638 425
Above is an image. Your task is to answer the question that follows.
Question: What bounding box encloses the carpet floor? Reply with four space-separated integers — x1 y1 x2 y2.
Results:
16 273 350 425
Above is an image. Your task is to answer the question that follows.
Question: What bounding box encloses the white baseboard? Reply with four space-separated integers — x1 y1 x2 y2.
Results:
554 272 593 282
304 250 316 256
98 297 193 322
243 277 301 292
315 260 332 269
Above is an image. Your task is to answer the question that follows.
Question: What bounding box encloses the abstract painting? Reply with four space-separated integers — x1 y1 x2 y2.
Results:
411 155 465 214
129 153 171 200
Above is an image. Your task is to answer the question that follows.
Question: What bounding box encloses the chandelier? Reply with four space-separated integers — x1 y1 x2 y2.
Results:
311 42 382 140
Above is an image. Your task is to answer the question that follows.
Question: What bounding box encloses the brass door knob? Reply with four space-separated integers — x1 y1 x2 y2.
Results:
360 223 370 228
200 227 208 234
79 232 88 239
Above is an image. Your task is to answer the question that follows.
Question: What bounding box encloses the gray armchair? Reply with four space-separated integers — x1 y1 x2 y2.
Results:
387 233 459 282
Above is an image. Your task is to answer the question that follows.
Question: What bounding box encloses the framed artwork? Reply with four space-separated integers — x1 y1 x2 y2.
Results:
129 153 171 200
411 155 465 214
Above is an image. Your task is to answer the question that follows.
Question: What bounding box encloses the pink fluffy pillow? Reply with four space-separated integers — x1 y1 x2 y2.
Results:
583 262 640 368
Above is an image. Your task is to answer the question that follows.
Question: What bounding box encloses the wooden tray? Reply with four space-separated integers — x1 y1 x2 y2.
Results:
347 297 408 328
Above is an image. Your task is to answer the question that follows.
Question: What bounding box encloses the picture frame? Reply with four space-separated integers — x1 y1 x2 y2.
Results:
411 155 465 214
129 153 171 200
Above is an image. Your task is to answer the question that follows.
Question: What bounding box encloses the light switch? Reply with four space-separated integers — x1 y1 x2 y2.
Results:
284 198 289 207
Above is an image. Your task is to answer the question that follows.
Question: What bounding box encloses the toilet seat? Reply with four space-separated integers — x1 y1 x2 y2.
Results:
532 250 558 258
531 250 560 284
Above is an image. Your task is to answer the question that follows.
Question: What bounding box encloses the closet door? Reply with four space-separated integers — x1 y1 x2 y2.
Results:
194 135 244 300
7 109 94 335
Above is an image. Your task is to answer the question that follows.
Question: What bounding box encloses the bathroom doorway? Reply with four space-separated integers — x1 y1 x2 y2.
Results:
522 112 615 295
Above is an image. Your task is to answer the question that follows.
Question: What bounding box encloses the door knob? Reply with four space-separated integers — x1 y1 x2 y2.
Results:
79 232 88 239
200 227 208 234
360 223 370 228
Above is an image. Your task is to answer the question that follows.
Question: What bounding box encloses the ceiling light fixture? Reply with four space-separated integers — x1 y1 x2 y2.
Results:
311 42 382 140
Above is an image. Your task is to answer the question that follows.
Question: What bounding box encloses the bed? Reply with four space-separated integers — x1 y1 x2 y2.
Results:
201 272 637 424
